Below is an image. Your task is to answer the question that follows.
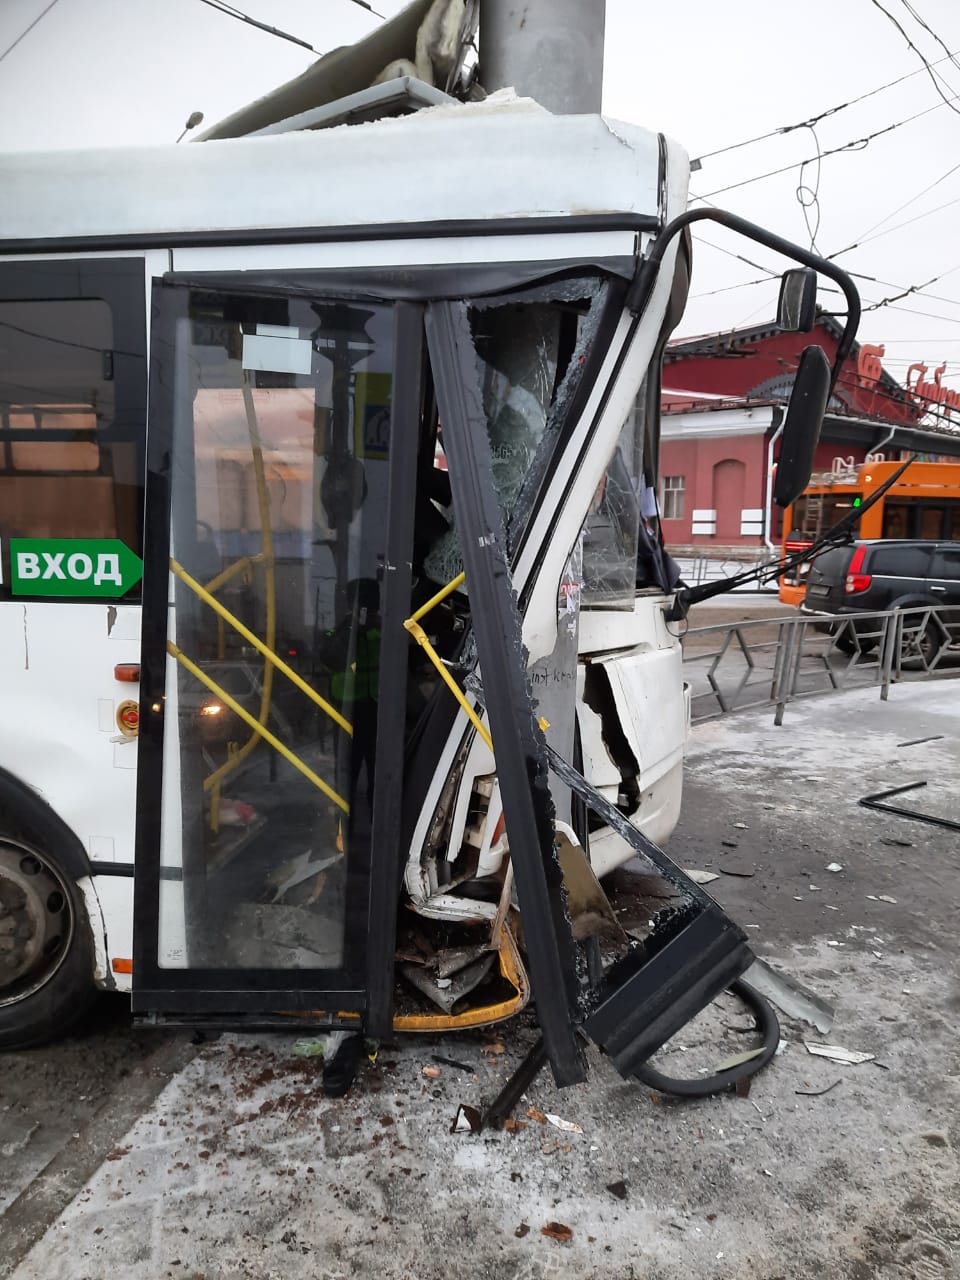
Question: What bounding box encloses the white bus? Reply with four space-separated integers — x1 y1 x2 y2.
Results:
0 97 858 1085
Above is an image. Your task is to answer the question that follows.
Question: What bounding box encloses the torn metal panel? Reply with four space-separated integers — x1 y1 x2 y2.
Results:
400 951 496 1014
744 958 835 1035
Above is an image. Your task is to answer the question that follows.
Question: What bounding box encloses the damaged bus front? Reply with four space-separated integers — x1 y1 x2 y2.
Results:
0 102 859 1087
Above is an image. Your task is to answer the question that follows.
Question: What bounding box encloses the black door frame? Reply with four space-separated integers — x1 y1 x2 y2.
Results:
132 282 419 1022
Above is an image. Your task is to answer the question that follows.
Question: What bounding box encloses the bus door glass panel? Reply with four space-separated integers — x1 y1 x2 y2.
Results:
157 291 393 973
0 263 146 592
928 546 960 608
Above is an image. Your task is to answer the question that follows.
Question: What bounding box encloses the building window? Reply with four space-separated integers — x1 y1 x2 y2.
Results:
661 475 685 519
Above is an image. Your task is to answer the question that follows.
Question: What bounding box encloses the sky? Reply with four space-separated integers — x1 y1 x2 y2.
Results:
2 0 960 392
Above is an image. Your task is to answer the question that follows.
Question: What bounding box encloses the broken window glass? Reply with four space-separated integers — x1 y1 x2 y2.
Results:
582 390 645 608
422 277 610 587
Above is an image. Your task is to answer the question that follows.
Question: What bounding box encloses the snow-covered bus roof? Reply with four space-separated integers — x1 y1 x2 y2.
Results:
0 100 676 249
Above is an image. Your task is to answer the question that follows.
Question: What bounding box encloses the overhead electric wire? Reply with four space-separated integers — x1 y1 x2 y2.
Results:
696 96 959 201
828 190 960 261
693 43 960 165
848 156 960 246
869 0 960 116
0 0 61 66
195 0 322 53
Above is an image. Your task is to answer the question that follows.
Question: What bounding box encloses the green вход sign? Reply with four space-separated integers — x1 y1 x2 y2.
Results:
9 538 144 599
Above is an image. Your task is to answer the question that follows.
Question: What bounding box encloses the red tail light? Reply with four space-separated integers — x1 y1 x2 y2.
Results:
845 545 871 594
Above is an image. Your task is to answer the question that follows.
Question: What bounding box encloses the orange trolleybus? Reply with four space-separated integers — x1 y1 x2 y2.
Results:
779 459 960 606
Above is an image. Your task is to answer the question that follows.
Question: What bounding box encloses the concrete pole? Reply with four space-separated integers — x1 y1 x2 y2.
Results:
479 0 606 114
478 5 606 823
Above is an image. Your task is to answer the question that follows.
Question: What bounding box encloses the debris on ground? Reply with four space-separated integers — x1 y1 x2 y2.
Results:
718 856 756 877
515 1223 530 1239
606 1180 628 1200
804 1043 876 1065
422 1064 442 1079
825 862 843 873
714 1046 766 1072
745 959 835 1034
450 1104 482 1134
290 1030 348 1060
526 1106 547 1124
796 1079 843 1096
432 1054 474 1073
545 1113 583 1134
541 1222 574 1243
684 868 720 885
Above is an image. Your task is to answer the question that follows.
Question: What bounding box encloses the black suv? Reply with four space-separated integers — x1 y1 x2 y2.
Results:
801 539 960 661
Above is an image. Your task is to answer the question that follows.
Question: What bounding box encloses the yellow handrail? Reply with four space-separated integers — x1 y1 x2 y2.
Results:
171 559 353 737
402 571 493 753
168 640 349 814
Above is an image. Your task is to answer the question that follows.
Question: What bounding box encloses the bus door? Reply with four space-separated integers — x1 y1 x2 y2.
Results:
132 282 420 1032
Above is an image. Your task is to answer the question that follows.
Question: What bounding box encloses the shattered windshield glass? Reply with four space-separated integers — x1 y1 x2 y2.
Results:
423 276 610 586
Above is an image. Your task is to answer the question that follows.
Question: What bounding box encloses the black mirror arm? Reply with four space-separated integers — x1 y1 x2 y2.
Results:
667 455 916 618
626 208 861 394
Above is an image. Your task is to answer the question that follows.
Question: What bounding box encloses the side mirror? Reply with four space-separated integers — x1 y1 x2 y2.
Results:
774 345 831 507
777 267 818 333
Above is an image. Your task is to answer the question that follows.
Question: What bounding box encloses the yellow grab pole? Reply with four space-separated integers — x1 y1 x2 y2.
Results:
168 641 349 814
171 558 352 736
402 570 493 753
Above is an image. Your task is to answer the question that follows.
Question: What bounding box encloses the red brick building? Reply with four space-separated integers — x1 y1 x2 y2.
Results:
659 317 960 556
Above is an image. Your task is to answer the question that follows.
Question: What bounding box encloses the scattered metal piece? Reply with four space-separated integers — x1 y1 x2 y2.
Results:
743 958 835 1034
733 822 749 830
804 1043 875 1065
436 944 490 979
896 735 944 748
825 862 843 873
796 1078 842 1096
400 952 496 1013
859 781 960 832
877 894 898 905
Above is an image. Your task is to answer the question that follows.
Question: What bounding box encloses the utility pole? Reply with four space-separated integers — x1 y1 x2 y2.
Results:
478 0 606 114
480 1 607 824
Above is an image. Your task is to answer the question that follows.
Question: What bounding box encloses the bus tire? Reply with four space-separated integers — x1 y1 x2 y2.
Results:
0 835 96 1050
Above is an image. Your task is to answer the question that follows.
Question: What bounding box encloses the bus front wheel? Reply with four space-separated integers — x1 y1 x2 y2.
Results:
0 837 95 1050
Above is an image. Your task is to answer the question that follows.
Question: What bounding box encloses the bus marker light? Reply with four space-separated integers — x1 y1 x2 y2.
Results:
111 957 133 974
116 700 140 735
114 663 140 682
200 702 223 717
